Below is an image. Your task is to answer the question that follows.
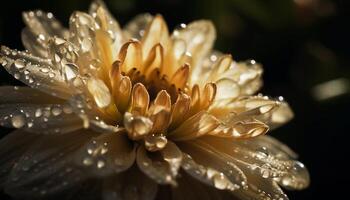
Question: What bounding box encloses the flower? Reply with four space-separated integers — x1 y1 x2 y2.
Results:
0 0 309 199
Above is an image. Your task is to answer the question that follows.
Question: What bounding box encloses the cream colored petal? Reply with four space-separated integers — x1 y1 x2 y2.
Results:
4 130 95 199
124 112 153 140
118 40 143 73
0 46 73 99
215 78 240 101
172 20 216 84
123 13 153 40
136 145 177 185
212 95 294 129
230 60 263 95
169 111 220 141
130 83 150 115
87 77 112 109
21 10 68 58
170 93 191 130
102 167 158 200
69 94 120 133
245 135 298 159
206 54 233 83
180 152 242 193
202 136 310 190
179 140 247 192
89 0 124 56
75 131 136 177
171 63 190 89
0 87 81 134
141 14 169 58
0 103 83 134
69 11 99 53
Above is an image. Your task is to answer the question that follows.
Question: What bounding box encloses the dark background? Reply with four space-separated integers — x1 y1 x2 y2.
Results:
1 0 349 199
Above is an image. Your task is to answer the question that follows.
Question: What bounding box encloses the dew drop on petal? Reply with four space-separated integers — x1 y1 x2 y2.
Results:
81 38 92 52
11 115 25 128
64 63 79 81
14 59 25 69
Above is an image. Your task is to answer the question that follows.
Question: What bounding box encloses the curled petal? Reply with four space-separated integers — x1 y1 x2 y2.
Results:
75 131 136 177
143 44 164 76
130 83 150 115
136 145 177 185
169 111 220 141
171 63 190 89
170 93 191 130
118 40 143 73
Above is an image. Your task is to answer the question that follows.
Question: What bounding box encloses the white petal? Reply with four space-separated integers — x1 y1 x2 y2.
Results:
74 131 136 177
21 10 69 58
4 130 94 198
123 14 153 40
0 46 73 99
136 145 177 185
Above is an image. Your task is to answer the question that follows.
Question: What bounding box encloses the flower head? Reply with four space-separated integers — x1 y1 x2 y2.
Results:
0 0 309 199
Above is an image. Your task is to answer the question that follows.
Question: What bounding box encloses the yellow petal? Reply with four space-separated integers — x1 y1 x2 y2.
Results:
141 14 169 58
170 93 191 130
130 83 150 115
143 44 164 76
171 63 190 89
118 40 142 73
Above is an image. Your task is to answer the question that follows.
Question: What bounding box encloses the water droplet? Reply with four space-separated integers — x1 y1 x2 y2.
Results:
97 160 105 169
64 63 79 81
51 107 62 116
14 73 20 79
14 59 25 69
27 122 34 128
11 115 25 128
35 109 42 117
83 157 93 166
81 38 92 52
